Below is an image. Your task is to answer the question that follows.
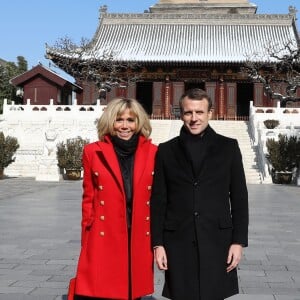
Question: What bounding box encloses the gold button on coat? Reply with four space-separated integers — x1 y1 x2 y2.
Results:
100 200 105 206
98 185 103 190
100 231 105 236
146 232 150 236
100 215 105 221
146 201 150 206
147 186 152 190
146 216 150 221
94 172 99 176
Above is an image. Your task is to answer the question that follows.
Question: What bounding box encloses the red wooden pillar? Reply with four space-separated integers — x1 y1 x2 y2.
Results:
218 77 225 119
164 76 171 118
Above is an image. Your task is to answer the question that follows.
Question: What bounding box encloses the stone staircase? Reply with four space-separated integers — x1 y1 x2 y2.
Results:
209 120 261 184
150 120 262 184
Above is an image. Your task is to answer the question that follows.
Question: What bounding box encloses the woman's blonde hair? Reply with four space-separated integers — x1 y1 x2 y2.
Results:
97 98 152 141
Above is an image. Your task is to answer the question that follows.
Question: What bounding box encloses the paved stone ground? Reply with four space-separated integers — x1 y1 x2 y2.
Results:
0 178 299 300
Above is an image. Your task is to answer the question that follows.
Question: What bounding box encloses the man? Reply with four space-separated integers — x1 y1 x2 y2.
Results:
150 88 248 300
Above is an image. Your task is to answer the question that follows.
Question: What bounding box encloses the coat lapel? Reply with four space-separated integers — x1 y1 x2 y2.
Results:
196 128 219 181
172 138 195 180
133 136 149 187
95 138 124 193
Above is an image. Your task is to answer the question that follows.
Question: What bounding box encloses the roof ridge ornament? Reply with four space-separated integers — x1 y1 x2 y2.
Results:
100 5 108 15
288 6 298 21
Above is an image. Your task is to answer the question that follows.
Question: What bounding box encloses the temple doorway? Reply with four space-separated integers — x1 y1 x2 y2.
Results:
237 83 253 117
136 82 153 115
184 82 205 91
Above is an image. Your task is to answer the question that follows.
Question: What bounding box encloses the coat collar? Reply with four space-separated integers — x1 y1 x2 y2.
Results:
173 125 219 181
133 136 151 187
95 135 151 192
96 136 124 192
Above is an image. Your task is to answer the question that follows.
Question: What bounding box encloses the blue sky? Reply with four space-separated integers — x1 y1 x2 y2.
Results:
1 0 299 81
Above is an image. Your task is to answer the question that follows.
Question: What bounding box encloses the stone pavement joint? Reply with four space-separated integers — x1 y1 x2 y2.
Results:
0 178 300 299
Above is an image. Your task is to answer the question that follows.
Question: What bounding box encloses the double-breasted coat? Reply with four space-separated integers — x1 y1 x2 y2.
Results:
74 135 157 299
151 126 248 300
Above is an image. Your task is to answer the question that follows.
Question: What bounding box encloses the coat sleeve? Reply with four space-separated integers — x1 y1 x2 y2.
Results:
150 144 168 247
81 146 95 246
229 140 249 247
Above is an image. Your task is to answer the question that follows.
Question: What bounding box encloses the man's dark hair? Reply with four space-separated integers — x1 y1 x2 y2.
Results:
179 88 213 112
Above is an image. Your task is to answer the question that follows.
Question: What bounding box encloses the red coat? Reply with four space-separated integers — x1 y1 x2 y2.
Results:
74 135 157 299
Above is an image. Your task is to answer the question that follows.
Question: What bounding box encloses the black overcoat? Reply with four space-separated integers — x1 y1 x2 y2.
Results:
151 126 248 300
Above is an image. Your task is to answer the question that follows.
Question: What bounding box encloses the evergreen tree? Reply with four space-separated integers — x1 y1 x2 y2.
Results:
0 56 28 113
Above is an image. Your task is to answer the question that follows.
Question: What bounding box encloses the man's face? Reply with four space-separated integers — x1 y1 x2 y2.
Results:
181 97 212 135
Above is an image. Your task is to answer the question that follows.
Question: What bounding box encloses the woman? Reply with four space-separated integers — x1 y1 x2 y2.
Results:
72 98 157 300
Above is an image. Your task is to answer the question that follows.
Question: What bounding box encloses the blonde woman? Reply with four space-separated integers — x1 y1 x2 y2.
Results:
70 98 157 300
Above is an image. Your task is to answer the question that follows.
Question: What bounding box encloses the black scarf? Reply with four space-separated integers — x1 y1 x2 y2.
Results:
111 134 139 157
111 134 139 228
179 125 211 177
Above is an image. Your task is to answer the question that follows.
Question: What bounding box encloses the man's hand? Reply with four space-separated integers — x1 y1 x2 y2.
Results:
226 244 243 272
154 246 168 270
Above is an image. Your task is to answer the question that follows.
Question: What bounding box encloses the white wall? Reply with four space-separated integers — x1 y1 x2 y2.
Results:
1 99 300 183
0 99 105 181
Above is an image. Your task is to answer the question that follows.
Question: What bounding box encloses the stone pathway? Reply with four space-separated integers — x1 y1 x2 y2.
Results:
0 178 299 299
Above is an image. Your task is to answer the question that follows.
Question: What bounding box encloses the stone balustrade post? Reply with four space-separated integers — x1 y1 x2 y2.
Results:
3 99 8 115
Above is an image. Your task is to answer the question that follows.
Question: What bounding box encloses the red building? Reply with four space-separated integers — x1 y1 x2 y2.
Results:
10 64 82 105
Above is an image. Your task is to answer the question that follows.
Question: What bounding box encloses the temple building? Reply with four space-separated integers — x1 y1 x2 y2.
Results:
46 0 299 119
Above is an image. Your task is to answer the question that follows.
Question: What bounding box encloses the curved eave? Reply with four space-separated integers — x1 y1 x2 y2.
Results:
107 57 279 64
46 51 287 67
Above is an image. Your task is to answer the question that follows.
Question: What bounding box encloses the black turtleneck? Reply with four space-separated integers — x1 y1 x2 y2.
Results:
111 134 139 228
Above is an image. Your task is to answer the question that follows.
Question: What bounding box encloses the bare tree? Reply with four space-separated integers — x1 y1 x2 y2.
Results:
242 40 300 107
46 36 140 93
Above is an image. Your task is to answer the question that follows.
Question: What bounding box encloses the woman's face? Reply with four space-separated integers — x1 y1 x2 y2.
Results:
113 108 137 140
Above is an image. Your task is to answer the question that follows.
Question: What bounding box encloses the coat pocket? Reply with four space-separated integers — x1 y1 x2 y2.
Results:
164 220 179 231
218 216 233 229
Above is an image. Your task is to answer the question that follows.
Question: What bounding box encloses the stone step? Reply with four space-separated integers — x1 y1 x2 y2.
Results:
150 120 262 184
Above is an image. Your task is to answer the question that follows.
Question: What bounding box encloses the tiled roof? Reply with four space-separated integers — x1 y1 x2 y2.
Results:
10 64 82 91
49 13 299 64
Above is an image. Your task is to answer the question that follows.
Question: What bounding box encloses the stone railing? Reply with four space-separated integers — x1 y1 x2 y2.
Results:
1 98 300 184
249 101 300 145
2 98 105 116
248 101 300 184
